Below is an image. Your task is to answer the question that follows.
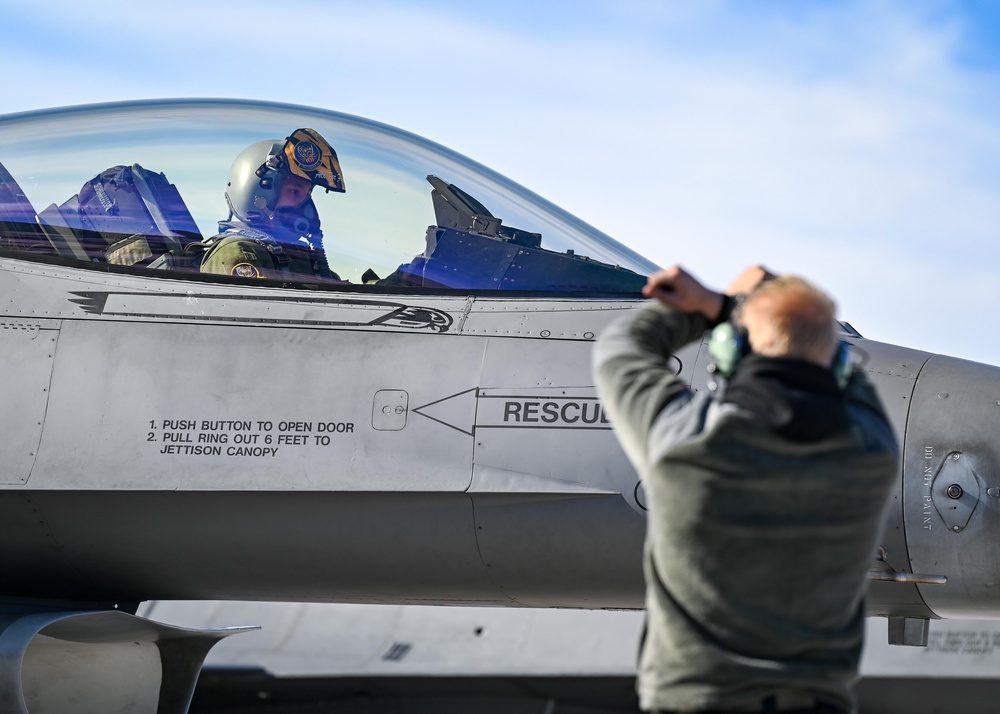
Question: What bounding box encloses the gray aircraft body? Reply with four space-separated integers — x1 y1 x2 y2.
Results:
153 600 1000 714
0 99 996 712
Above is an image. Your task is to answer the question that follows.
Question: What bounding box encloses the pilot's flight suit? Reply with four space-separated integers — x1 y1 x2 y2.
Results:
593 302 898 714
200 222 338 281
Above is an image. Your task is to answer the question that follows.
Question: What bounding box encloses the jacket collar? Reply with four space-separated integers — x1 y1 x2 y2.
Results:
723 354 850 442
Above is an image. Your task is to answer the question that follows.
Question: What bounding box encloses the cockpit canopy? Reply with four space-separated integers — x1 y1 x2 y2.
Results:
0 100 655 293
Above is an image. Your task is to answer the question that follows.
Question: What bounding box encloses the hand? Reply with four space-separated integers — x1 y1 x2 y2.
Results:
725 264 775 296
642 266 723 320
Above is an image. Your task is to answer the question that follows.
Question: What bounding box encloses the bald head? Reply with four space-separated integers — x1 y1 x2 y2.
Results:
739 275 838 367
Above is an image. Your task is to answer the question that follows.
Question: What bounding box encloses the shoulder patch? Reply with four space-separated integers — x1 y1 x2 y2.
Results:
232 262 263 278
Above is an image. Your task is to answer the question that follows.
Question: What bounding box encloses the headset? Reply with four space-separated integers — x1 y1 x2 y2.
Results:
707 321 852 389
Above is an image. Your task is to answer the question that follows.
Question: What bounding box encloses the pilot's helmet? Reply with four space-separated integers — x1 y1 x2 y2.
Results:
224 128 345 240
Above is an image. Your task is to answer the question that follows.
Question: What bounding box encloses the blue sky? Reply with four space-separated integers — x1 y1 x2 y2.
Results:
3 0 1000 364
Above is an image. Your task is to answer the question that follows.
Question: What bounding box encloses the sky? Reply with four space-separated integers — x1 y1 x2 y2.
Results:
2 0 1000 364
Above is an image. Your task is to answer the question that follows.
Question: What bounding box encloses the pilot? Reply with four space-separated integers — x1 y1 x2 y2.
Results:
200 128 346 280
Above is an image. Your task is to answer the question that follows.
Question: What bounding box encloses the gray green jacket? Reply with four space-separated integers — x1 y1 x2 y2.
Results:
593 302 898 714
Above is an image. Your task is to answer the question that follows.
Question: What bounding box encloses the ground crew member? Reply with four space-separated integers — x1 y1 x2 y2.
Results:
593 265 898 714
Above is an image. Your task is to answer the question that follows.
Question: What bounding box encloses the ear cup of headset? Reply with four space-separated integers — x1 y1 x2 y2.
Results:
708 322 749 378
832 341 852 390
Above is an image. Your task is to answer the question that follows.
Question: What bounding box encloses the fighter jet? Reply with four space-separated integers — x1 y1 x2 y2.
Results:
0 98 995 712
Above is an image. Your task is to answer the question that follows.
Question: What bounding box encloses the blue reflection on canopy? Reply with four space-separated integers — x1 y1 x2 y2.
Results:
0 99 655 293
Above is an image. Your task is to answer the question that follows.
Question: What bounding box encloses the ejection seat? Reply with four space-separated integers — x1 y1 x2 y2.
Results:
34 163 204 267
0 161 58 256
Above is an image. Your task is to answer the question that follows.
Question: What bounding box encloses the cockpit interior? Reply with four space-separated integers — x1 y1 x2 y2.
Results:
0 100 655 294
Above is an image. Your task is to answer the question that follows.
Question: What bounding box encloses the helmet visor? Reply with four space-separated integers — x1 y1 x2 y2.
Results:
281 128 346 193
